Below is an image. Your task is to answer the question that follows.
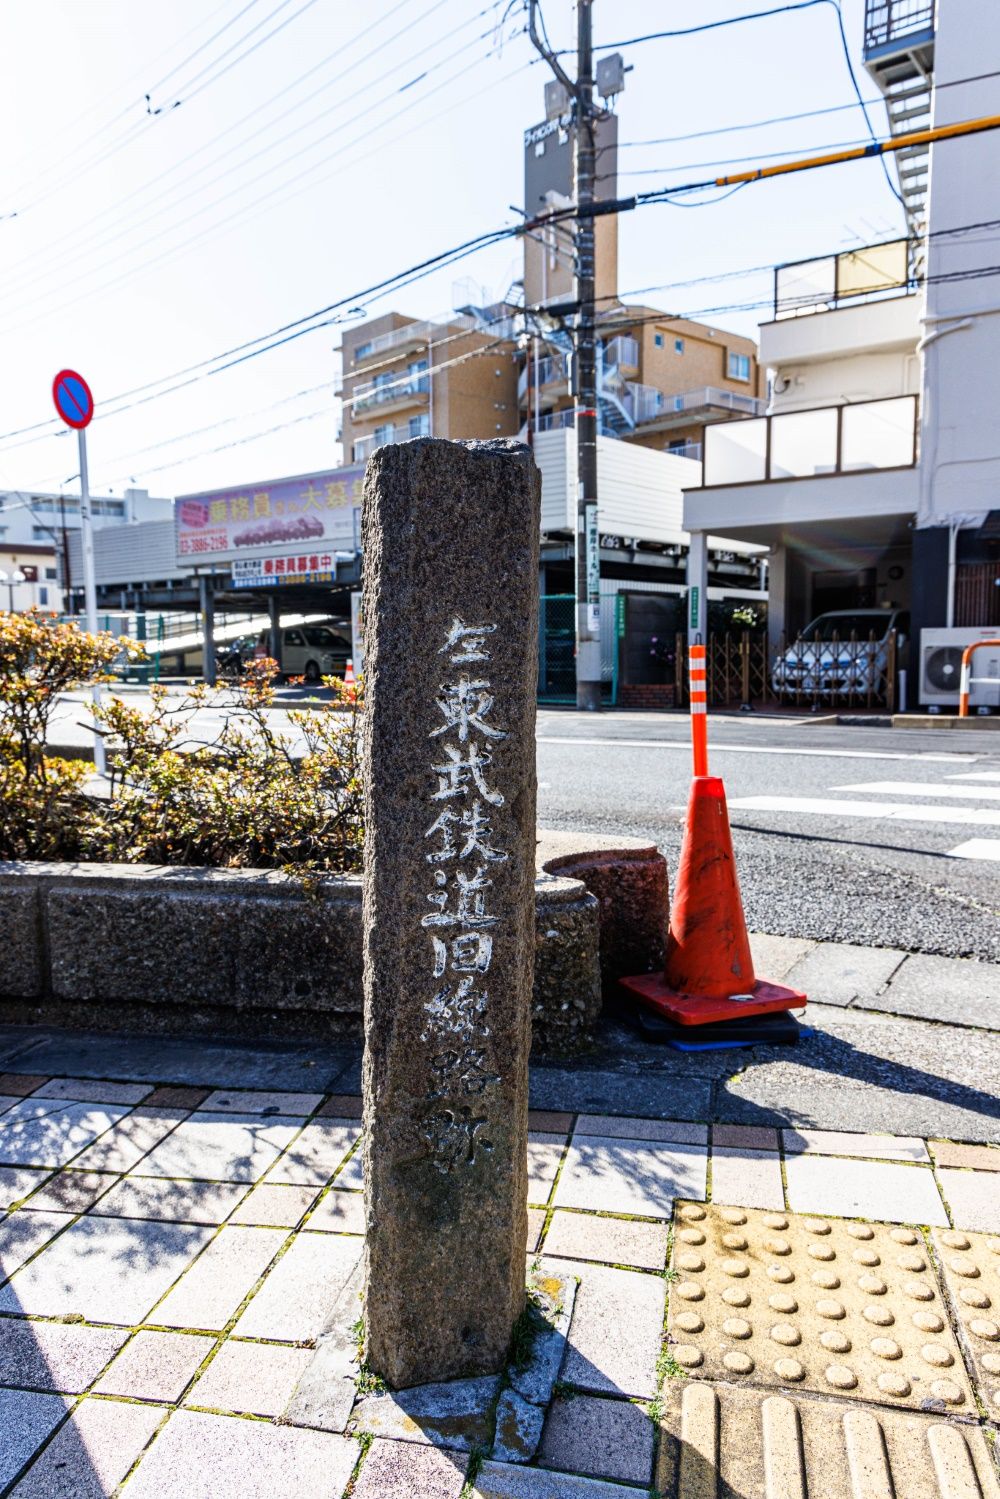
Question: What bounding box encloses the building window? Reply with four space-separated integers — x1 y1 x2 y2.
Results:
373 424 394 445
408 358 430 393
39 587 48 605
675 338 684 354
654 332 664 347
354 342 374 362
352 440 369 462
45 567 57 580
728 352 751 382
408 413 430 438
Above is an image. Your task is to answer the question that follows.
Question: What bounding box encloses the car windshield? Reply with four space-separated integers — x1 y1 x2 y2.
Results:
304 626 343 647
802 614 889 641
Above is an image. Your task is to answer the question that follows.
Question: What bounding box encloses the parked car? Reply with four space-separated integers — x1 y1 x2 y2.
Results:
772 608 909 701
254 621 350 683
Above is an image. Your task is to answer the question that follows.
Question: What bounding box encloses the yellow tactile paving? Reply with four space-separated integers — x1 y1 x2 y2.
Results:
667 1202 975 1411
656 1381 1000 1499
932 1227 1000 1417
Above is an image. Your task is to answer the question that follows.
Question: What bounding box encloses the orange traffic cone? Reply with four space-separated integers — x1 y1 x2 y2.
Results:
620 775 806 1025
343 658 356 686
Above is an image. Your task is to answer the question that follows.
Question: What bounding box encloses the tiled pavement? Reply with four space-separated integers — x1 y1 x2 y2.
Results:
0 1070 998 1495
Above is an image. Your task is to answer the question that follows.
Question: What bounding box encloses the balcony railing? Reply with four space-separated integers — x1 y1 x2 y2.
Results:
864 0 934 52
666 441 703 462
774 238 912 319
351 375 430 413
624 383 665 424
603 335 639 371
702 395 918 487
536 408 576 432
519 354 572 400
667 386 765 419
350 319 460 364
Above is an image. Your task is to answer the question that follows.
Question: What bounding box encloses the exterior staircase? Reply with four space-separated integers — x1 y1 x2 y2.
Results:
863 1 936 246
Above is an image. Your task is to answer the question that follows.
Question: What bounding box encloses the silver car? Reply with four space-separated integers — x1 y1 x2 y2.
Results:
772 609 909 701
255 622 350 683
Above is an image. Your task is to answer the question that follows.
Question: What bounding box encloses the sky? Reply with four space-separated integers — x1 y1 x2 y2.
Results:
0 0 906 503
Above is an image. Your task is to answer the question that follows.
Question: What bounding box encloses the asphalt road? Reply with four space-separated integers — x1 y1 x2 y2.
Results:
536 709 1000 963
51 692 1000 961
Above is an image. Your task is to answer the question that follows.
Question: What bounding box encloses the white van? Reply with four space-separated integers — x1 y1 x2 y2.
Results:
254 622 350 682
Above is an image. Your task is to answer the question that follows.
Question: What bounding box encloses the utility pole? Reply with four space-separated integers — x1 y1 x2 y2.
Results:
528 0 602 710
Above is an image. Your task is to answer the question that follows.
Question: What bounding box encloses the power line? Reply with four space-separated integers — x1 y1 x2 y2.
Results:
102 334 516 485
7 122 999 464
0 0 443 293
0 1 496 313
0 0 257 211
5 0 317 222
0 220 520 451
0 22 520 332
581 0 906 212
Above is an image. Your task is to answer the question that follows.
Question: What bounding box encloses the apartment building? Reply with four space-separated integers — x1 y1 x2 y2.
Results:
339 311 520 463
520 308 765 461
683 0 1000 705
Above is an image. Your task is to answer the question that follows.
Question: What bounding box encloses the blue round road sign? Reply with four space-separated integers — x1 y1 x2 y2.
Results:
52 369 94 429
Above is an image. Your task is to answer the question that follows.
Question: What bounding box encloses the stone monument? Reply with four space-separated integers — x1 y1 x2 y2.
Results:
361 437 540 1388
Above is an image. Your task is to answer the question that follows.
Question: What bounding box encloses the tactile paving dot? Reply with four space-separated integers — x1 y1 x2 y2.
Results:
667 1203 974 1409
932 1228 1000 1415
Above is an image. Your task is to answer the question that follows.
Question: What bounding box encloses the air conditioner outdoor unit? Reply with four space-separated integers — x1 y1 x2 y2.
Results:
919 626 1000 708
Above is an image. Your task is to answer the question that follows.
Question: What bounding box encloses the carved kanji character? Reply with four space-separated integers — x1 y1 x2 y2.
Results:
439 618 497 664
422 865 497 929
431 677 506 743
430 742 503 807
421 977 489 1039
458 800 506 863
429 1045 500 1099
419 1106 493 1173
424 807 460 864
430 931 493 978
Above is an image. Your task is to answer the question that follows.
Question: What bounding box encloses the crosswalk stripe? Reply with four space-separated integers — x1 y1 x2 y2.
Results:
945 771 1000 782
947 839 1000 860
728 796 1000 827
832 780 1000 802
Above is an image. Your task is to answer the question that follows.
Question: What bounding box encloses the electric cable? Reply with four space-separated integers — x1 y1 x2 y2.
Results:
0 0 443 288
0 0 497 310
4 0 322 222
0 0 259 209
0 24 520 331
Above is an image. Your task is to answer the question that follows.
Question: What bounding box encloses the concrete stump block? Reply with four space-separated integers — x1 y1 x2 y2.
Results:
361 438 540 1387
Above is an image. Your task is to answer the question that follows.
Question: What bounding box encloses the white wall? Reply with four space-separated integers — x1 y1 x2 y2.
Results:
918 0 1000 525
534 428 759 553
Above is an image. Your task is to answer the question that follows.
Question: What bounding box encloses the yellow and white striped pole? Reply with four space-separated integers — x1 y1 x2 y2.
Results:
689 642 708 776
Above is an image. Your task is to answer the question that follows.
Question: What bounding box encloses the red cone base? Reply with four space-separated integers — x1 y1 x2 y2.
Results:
620 774 807 1026
619 970 806 1026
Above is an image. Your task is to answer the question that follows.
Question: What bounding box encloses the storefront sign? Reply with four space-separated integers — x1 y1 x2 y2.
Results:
230 553 339 590
175 464 363 564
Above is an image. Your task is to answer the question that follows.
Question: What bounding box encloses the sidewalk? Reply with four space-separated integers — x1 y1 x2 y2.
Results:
0 938 997 1495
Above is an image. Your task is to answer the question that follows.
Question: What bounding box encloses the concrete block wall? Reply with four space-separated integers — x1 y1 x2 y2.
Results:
0 834 668 1050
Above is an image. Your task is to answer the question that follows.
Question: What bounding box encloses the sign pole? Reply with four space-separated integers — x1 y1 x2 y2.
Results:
77 426 106 777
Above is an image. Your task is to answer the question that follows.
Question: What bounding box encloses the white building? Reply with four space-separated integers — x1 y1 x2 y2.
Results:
0 486 171 612
683 0 1000 687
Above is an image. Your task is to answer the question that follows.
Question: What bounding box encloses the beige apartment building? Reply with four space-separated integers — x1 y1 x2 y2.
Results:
520 307 765 461
340 312 520 462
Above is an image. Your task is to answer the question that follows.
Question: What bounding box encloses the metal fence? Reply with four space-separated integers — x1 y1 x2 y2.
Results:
539 601 900 711
673 630 899 711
